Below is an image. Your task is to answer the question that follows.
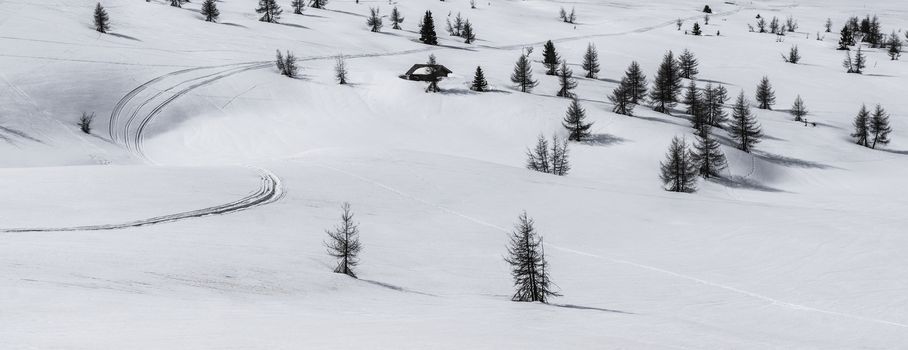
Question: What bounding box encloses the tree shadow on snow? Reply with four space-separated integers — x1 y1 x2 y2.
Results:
754 151 835 169
280 22 310 30
108 33 142 42
221 23 248 28
549 303 635 315
359 279 437 297
709 176 785 193
582 133 627 147
0 126 43 144
880 149 908 156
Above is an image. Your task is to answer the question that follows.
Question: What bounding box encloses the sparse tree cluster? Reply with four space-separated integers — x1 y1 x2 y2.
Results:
526 135 570 176
275 50 298 78
445 12 476 44
852 104 892 149
558 7 576 24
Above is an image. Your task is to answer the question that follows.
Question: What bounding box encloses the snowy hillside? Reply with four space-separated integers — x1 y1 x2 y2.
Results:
2 0 908 348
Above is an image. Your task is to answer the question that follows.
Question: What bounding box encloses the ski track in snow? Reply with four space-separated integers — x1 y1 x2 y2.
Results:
315 163 908 331
1 167 283 233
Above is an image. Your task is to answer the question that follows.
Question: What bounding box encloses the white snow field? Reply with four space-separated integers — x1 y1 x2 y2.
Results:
2 0 908 348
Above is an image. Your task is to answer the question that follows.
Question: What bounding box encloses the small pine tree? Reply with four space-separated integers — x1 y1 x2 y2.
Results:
692 22 702 36
784 45 801 63
684 81 706 131
650 51 683 114
769 16 780 34
703 5 712 13
201 0 220 22
869 104 892 149
550 135 570 176
542 40 560 76
755 76 775 110
291 0 305 14
756 17 767 33
511 54 538 93
324 203 362 278
677 49 699 80
256 0 283 23
390 7 404 30
562 98 592 141
93 3 110 33
366 7 382 32
851 104 871 147
703 83 729 128
555 60 577 98
660 136 698 193
470 66 489 92
728 92 763 153
609 81 635 116
888 31 902 60
581 43 600 79
691 127 727 179
282 51 298 78
838 26 853 50
170 0 184 8
275 50 286 73
78 112 95 134
310 0 327 9
790 95 808 122
526 135 551 173
825 18 833 33
505 212 559 303
462 20 476 44
335 55 348 85
419 11 438 45
621 61 648 104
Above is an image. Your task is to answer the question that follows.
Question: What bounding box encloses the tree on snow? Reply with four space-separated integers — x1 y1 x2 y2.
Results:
366 7 382 32
887 31 902 60
275 50 298 78
562 98 593 141
201 0 220 22
842 46 866 74
462 20 476 44
93 3 110 33
526 135 570 176
542 40 560 76
783 45 801 64
851 104 871 147
324 202 362 278
510 54 538 93
335 55 348 85
755 76 775 110
691 127 727 179
78 112 95 134
310 0 328 9
692 22 702 36
684 80 707 132
470 66 489 92
620 61 648 104
505 212 559 303
291 0 305 15
728 91 763 153
419 11 438 45
581 43 600 79
256 0 282 23
609 81 635 116
659 136 698 193
703 83 729 128
869 104 892 149
555 60 577 98
790 95 808 122
649 51 683 114
677 49 699 80
390 7 404 29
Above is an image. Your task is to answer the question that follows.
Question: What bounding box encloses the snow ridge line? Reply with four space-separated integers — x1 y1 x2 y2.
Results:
0 166 283 233
317 163 908 330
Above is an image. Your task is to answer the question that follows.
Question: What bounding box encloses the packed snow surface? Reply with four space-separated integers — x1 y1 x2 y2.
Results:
2 0 908 348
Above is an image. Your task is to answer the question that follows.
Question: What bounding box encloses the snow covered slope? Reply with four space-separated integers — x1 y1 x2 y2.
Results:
2 0 908 348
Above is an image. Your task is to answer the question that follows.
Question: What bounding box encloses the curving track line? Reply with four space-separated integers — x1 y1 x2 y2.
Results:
2 167 283 233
